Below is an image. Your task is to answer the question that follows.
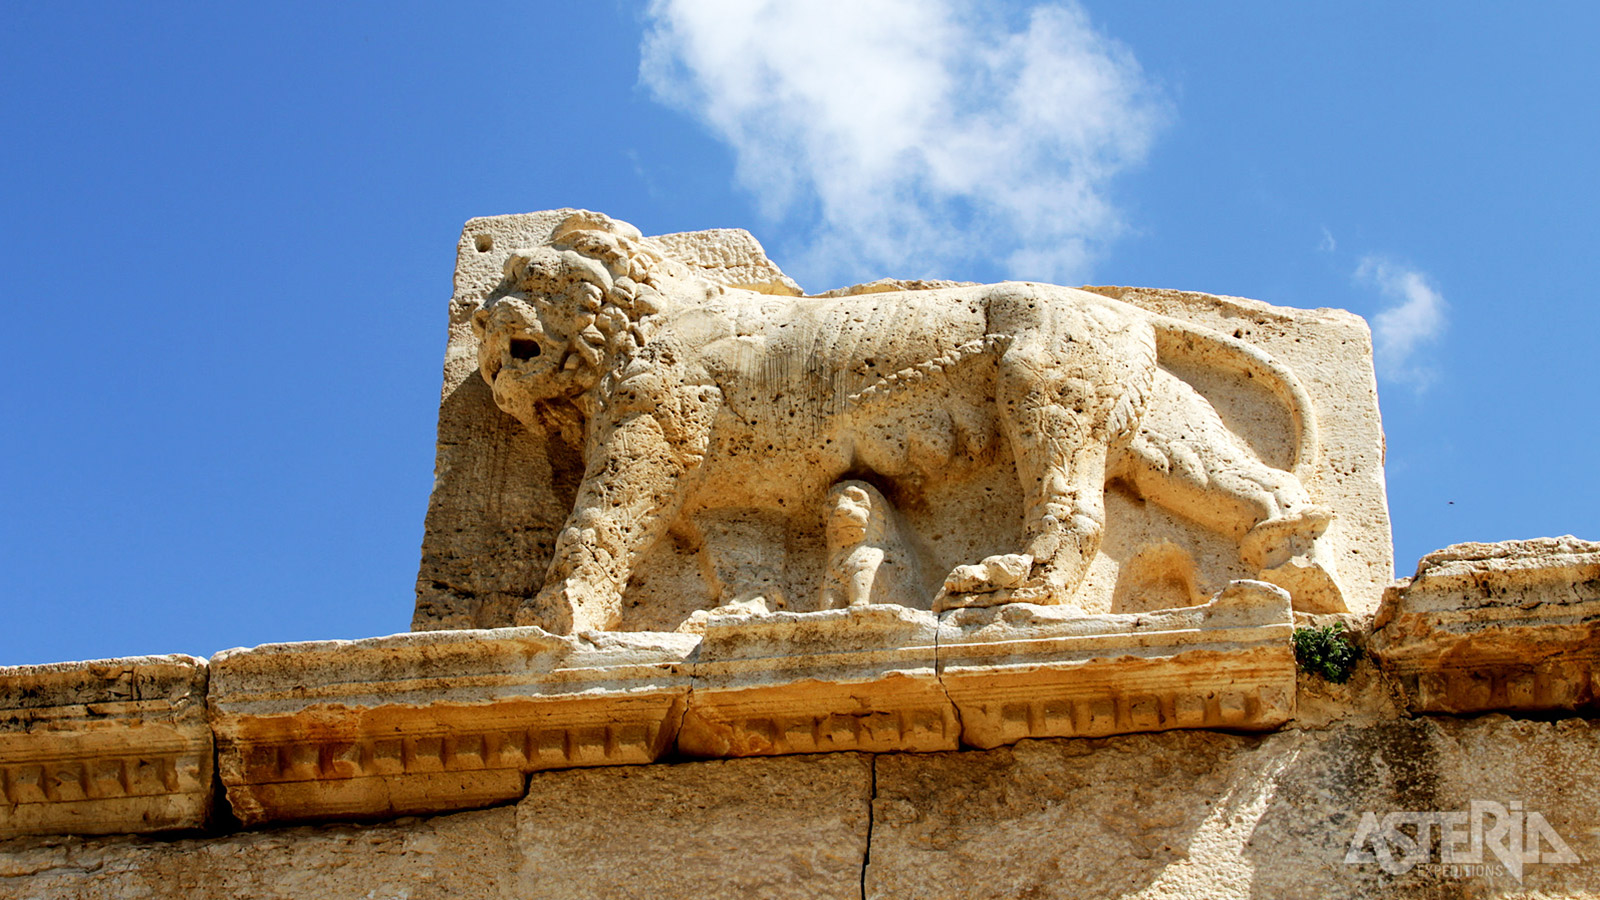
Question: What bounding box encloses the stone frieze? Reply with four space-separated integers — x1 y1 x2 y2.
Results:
1372 536 1600 714
0 655 210 838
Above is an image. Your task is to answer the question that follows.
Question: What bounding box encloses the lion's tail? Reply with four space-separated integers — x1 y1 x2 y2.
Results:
1151 316 1320 482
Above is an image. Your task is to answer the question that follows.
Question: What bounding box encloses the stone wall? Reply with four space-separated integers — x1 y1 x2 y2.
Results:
6 536 1600 897
5 712 1597 898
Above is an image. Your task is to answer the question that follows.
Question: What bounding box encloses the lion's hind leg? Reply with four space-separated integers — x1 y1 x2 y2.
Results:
1121 369 1345 612
936 321 1144 611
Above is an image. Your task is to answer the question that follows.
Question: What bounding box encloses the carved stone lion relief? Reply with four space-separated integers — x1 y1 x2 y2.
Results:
454 211 1354 634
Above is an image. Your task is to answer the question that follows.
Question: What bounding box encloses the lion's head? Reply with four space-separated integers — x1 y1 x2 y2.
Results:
473 212 695 429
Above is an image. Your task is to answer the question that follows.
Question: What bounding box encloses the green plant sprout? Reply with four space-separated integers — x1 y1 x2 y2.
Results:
1293 621 1360 683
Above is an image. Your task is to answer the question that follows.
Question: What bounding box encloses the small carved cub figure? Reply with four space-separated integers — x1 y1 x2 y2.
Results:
819 481 923 610
474 212 1342 633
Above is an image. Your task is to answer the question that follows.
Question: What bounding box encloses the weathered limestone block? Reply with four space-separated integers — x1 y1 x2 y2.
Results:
1081 285 1392 619
414 210 1393 635
651 227 804 296
209 627 695 825
516 753 872 900
1372 536 1600 714
938 581 1297 748
867 716 1600 900
0 807 519 900
679 605 956 757
0 655 210 838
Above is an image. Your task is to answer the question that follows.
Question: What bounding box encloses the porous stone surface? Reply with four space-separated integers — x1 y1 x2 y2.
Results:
516 753 872 900
678 604 956 757
866 716 1600 899
0 807 518 899
1372 536 1600 714
0 655 210 838
6 716 1595 899
937 580 1296 748
414 211 1392 635
651 227 804 296
4 202 1591 899
1080 285 1393 620
209 627 695 824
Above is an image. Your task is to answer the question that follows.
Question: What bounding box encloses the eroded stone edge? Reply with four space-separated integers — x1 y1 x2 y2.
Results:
1371 537 1600 715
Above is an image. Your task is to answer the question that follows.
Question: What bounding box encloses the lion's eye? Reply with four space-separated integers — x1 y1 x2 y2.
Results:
510 338 543 360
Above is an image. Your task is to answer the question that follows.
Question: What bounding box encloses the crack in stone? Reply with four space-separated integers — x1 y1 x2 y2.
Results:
206 735 240 835
670 652 698 759
670 688 695 759
861 753 878 900
933 611 964 748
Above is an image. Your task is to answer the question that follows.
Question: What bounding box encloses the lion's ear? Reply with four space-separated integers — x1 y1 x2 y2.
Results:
503 251 532 281
504 247 576 294
554 210 643 243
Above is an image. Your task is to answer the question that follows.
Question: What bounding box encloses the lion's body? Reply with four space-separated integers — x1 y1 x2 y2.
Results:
474 215 1343 633
646 283 1152 509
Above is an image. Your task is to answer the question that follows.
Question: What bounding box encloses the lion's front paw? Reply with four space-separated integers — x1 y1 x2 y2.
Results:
516 579 619 634
944 554 1033 593
934 554 1033 611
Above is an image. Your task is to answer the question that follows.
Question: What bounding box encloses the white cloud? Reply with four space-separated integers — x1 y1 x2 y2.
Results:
640 0 1167 288
1356 256 1447 388
1318 227 1337 253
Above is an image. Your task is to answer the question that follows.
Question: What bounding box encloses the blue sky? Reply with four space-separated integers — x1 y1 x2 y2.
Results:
4 2 1597 666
